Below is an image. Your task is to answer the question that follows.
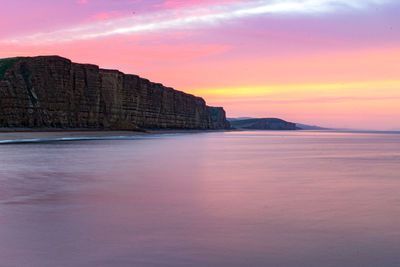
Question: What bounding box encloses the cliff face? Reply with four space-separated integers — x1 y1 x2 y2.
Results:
0 56 230 130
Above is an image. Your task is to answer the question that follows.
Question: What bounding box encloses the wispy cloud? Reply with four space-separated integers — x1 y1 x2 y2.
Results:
153 0 240 9
1 0 394 44
217 96 400 104
188 80 400 98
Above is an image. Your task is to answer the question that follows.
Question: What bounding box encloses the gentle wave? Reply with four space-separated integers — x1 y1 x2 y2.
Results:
0 135 146 144
0 133 192 144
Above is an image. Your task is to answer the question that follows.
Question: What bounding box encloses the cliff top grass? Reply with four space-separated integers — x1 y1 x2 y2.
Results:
0 57 21 80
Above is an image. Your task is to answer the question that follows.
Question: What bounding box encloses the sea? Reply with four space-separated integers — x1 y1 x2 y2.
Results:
0 130 399 267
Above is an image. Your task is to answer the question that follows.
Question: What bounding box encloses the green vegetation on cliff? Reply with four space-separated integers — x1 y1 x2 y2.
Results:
210 107 220 122
230 118 264 128
0 57 20 80
230 118 297 130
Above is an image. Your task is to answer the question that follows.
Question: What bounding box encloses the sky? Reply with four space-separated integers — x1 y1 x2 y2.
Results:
1 0 399 130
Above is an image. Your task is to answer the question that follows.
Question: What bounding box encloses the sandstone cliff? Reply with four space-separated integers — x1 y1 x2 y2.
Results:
0 56 230 130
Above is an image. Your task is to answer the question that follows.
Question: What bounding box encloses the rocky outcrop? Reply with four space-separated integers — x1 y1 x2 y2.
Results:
230 118 297 130
0 56 230 130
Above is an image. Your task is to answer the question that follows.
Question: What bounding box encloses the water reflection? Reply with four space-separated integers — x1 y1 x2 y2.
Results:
0 131 400 266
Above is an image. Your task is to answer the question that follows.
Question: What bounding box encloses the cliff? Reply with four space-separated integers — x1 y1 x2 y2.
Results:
0 56 230 130
230 118 297 130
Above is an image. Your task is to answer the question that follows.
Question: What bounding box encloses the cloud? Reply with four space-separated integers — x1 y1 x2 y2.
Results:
153 0 240 9
1 0 395 44
187 80 400 101
76 0 88 4
217 96 400 104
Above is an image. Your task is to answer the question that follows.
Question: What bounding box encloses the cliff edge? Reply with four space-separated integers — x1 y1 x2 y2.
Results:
0 56 230 130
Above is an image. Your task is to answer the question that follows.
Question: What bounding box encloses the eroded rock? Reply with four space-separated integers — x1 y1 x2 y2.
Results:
0 56 230 130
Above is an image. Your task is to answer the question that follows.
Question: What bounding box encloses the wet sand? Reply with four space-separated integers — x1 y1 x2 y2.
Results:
0 128 230 143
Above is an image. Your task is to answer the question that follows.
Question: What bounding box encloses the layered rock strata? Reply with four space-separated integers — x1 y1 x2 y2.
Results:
0 56 230 130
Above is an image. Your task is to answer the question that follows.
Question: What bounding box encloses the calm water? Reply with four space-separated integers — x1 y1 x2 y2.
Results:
1 131 400 267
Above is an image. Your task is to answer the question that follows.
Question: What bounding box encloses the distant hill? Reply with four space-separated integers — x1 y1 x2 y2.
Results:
228 117 328 130
230 118 297 130
227 117 254 121
295 123 330 130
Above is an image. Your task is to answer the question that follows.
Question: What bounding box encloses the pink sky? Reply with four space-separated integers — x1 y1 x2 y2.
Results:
1 0 399 130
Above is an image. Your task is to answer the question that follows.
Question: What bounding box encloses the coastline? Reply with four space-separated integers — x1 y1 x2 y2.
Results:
0 128 232 144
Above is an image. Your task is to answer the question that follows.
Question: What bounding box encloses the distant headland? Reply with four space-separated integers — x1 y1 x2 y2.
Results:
228 118 328 130
228 118 296 130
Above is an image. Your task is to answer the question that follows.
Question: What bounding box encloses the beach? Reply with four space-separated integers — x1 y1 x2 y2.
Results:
0 128 232 143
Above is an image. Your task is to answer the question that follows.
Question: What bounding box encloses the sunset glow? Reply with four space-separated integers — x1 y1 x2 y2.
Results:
1 0 399 129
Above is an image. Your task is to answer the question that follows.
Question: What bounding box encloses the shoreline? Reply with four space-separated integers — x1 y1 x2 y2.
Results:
0 128 233 144
3 128 397 144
